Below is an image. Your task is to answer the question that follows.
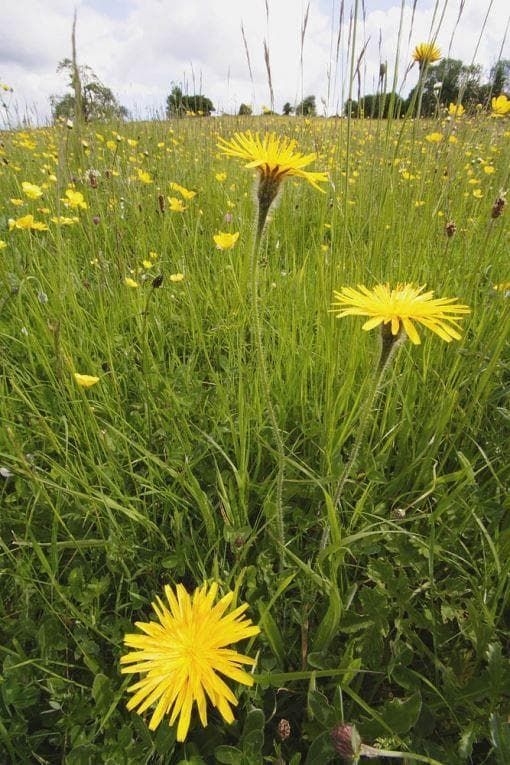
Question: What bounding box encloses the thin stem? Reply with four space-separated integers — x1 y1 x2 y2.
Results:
250 183 286 561
321 328 405 549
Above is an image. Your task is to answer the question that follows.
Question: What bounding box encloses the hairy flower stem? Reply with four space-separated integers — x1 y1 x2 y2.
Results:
250 176 286 562
321 326 405 549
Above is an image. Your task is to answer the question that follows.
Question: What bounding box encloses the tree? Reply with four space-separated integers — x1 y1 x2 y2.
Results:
295 95 316 116
166 85 214 117
490 59 510 96
51 59 127 122
282 102 294 116
344 93 404 118
406 58 482 116
238 103 252 116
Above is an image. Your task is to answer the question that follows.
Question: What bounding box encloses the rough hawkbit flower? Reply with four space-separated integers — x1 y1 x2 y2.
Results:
491 94 510 117
213 231 240 250
121 582 259 741
217 131 327 234
412 42 441 67
331 284 470 345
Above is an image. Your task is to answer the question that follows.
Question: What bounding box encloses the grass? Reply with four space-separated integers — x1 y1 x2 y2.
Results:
0 111 509 763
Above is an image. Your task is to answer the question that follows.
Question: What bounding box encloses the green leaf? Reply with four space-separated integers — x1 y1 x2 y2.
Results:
307 689 335 727
311 584 342 654
92 673 113 714
214 745 244 764
490 713 510 765
305 731 336 765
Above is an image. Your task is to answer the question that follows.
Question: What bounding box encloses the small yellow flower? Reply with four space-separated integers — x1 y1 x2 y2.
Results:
0 240 7 250
491 94 510 117
472 189 483 199
137 169 153 184
170 182 196 199
483 165 495 174
425 132 443 143
51 216 78 225
9 214 48 231
331 284 470 344
448 102 464 117
412 42 441 66
121 582 259 741
167 196 186 212
215 172 227 182
213 231 240 250
10 198 24 206
64 189 87 210
22 181 43 199
142 259 153 269
170 273 184 282
73 373 100 388
124 277 140 288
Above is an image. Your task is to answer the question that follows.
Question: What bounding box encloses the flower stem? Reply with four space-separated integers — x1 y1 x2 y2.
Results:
321 327 404 549
250 183 286 561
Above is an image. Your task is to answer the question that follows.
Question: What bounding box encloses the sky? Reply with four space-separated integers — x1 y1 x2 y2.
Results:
1 0 509 125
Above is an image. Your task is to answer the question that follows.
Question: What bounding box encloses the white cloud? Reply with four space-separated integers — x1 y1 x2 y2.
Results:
1 0 509 124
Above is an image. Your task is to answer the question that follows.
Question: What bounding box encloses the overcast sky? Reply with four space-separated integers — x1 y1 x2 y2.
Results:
1 0 509 124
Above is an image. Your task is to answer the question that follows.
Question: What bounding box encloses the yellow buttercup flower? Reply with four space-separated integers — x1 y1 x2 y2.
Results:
213 231 240 250
169 273 185 282
491 94 510 117
22 181 43 199
8 214 48 231
124 277 140 288
73 373 100 388
412 42 441 66
425 132 443 143
63 189 87 209
331 284 470 345
217 131 328 192
121 582 259 741
448 102 464 117
0 240 7 250
136 169 153 184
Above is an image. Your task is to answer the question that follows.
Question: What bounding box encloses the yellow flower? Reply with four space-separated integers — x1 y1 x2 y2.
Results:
10 198 24 206
217 131 328 192
170 273 184 282
137 169 153 184
73 373 100 388
121 582 259 741
491 94 510 117
22 181 43 199
0 240 7 250
483 165 495 174
412 42 441 66
167 196 186 212
125 277 140 288
472 189 483 199
425 132 443 143
215 172 227 182
8 214 48 231
331 284 470 345
51 216 78 225
213 231 240 250
448 102 464 117
493 281 510 293
64 189 87 209
170 182 196 199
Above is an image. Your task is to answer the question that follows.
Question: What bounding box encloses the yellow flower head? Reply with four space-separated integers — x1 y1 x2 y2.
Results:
121 582 259 741
22 181 43 199
167 196 186 212
8 214 48 231
217 131 328 192
73 373 100 388
213 231 240 250
412 42 441 66
425 132 443 143
331 284 470 345
124 277 140 288
448 102 464 117
170 182 196 199
169 273 185 282
64 189 87 209
491 94 510 117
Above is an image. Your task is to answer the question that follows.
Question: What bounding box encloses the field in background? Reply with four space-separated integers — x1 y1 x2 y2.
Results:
0 113 509 763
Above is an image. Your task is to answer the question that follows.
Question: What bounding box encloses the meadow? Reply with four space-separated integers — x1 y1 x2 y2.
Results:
0 107 509 764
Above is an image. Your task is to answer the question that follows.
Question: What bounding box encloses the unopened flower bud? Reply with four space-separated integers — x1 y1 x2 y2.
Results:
277 718 291 741
445 220 456 237
331 723 362 758
491 196 506 219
